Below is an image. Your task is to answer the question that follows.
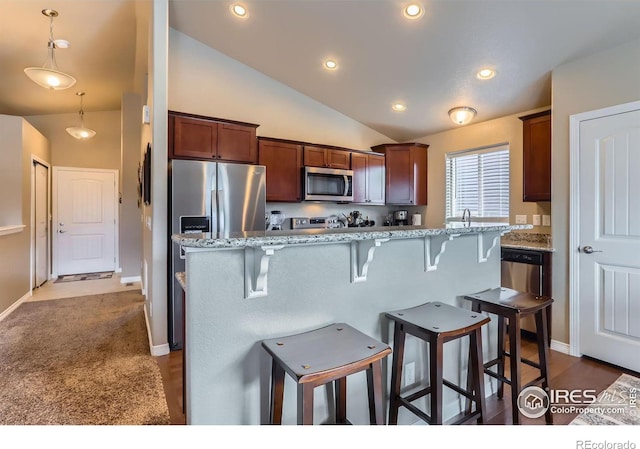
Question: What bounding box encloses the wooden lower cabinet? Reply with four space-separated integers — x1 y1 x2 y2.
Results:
351 152 385 205
258 138 303 202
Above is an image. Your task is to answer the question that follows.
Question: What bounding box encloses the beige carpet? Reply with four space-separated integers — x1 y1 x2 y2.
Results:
0 290 170 425
570 373 640 425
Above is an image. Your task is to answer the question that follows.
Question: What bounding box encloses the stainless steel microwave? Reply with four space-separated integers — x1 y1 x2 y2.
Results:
304 166 353 202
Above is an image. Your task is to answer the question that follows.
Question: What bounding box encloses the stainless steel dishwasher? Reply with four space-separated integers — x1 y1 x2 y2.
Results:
500 248 544 334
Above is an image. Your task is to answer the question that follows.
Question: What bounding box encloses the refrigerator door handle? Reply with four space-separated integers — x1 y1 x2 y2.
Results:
218 189 225 235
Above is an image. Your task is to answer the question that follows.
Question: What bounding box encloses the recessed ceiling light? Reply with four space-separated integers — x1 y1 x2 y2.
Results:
392 103 406 112
403 3 424 19
477 68 496 80
230 4 248 18
324 59 338 70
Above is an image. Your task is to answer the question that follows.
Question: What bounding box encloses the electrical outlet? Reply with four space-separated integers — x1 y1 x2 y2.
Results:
515 215 527 224
533 214 541 226
405 362 416 385
543 215 551 226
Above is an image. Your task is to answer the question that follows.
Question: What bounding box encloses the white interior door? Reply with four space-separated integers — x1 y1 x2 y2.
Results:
54 168 117 276
575 104 640 372
34 161 49 287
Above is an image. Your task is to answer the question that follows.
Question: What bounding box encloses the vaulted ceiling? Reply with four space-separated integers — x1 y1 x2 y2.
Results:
3 1 640 141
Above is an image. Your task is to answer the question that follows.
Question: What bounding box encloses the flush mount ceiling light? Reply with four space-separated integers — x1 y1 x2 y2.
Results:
24 9 76 90
324 59 338 70
403 3 424 19
392 102 406 112
448 107 477 125
477 68 496 80
66 92 96 140
230 3 248 18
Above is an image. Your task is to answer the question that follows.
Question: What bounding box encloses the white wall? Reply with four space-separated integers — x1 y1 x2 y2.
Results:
411 107 552 230
551 37 640 344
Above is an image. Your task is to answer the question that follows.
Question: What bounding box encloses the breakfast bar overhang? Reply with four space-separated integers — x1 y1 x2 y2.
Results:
173 223 531 425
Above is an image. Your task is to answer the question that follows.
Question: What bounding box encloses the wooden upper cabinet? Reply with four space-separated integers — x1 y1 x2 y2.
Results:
520 110 551 202
352 152 385 205
258 138 303 202
169 111 258 164
303 145 351 169
371 143 429 206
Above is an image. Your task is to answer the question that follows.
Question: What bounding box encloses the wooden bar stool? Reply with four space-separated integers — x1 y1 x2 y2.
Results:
464 287 554 424
262 323 391 425
385 301 490 425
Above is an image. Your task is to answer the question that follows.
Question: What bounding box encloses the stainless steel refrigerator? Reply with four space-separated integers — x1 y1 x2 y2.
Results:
168 159 266 350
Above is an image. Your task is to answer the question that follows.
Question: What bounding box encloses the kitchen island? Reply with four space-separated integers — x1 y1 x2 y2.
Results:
173 223 531 425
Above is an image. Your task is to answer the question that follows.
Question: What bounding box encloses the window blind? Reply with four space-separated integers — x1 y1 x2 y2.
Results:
445 144 510 221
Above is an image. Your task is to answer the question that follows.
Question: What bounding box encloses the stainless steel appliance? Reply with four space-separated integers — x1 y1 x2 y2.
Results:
290 216 342 229
500 248 543 335
304 166 353 202
169 159 266 350
268 210 286 230
393 210 408 226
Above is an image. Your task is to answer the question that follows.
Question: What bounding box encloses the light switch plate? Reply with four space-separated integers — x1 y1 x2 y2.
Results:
515 215 527 224
533 214 541 226
142 105 150 124
543 215 551 226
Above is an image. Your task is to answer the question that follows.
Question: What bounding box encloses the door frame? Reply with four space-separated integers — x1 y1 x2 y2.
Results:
52 166 120 278
30 156 51 291
568 99 640 357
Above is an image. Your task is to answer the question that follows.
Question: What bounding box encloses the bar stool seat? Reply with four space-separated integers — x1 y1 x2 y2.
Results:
262 323 391 425
386 301 490 425
464 287 554 424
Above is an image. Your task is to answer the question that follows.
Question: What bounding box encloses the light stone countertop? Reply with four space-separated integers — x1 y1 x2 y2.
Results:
501 232 555 252
172 223 533 249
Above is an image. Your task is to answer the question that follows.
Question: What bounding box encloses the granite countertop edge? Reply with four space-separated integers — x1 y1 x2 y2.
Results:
173 224 533 249
500 242 556 252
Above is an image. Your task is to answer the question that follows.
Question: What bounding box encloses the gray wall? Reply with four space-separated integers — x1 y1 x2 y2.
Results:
551 37 640 344
0 116 49 315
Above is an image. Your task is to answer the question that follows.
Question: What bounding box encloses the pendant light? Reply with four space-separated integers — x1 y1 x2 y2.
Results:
24 9 76 90
448 107 477 126
66 92 96 140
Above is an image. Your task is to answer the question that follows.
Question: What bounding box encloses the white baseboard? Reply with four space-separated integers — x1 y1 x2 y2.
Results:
143 301 170 356
120 275 142 284
0 291 32 322
550 339 570 354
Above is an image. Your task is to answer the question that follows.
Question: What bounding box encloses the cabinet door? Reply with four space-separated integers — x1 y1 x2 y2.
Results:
366 154 386 205
522 113 551 201
327 149 351 169
217 123 258 164
172 116 217 160
411 148 428 206
258 140 303 202
303 146 327 168
385 147 413 204
351 153 368 204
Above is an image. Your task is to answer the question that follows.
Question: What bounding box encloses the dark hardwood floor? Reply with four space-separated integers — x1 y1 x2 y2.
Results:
155 337 635 426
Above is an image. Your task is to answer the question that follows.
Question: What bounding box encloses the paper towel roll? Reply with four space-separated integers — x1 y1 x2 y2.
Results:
411 214 421 226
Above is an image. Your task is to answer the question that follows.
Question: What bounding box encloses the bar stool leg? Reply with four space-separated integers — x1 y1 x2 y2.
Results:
430 338 444 424
508 314 522 424
367 360 385 425
388 322 406 425
297 383 314 425
335 377 347 424
535 308 553 424
270 361 285 424
497 315 506 399
469 328 487 424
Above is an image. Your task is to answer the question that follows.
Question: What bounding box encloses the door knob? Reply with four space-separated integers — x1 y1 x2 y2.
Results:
59 230 66 234
582 245 602 254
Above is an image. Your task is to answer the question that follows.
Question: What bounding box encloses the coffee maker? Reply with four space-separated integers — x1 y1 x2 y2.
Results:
393 210 409 226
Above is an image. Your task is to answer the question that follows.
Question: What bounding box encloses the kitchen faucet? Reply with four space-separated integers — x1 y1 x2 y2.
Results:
462 208 471 226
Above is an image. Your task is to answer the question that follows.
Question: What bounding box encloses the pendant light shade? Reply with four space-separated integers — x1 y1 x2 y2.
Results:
24 9 76 90
66 92 96 140
448 107 477 125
